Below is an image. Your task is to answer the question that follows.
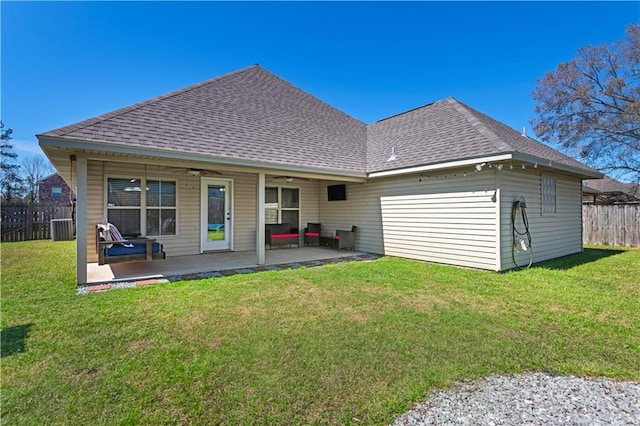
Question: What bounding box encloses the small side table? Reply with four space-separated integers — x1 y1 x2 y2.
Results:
320 236 336 249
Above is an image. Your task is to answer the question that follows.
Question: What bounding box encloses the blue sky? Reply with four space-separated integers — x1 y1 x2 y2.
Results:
2 1 638 161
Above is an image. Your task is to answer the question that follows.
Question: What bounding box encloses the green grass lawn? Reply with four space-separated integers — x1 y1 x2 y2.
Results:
1 241 638 425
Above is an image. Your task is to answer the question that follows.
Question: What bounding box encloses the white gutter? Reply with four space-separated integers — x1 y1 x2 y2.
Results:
367 153 603 180
367 154 513 178
510 153 603 179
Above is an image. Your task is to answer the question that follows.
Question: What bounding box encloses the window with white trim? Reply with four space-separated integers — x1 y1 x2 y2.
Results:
51 187 62 198
146 180 176 236
107 177 177 237
264 186 299 231
541 175 556 215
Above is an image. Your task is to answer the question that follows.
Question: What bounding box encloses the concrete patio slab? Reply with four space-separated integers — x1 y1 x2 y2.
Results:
87 247 370 284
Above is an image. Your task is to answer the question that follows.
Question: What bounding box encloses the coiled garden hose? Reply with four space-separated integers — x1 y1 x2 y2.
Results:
511 197 533 269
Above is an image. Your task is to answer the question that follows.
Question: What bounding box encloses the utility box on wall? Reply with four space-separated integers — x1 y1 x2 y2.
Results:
50 218 74 241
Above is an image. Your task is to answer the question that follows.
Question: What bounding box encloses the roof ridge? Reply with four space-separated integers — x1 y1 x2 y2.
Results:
260 67 367 126
444 98 512 152
374 100 439 123
43 65 262 137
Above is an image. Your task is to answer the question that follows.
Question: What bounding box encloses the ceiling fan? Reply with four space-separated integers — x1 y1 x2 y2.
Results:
269 175 311 182
170 168 222 177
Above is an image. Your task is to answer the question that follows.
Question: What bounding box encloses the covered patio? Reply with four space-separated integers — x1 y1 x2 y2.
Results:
87 246 371 284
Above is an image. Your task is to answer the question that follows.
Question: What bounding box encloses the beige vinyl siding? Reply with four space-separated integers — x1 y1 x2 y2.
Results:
299 180 321 244
318 181 385 253
87 160 105 262
500 169 583 270
319 169 500 270
229 174 320 250
87 162 203 260
85 161 323 260
381 191 498 269
232 173 258 251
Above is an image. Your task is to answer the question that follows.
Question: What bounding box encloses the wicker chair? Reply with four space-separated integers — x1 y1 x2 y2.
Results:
304 223 321 247
335 225 357 251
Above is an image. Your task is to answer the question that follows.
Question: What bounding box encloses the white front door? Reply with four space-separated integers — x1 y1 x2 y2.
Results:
201 178 233 252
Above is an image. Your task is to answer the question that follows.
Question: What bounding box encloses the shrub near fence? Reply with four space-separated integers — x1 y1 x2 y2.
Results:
1 204 73 242
583 204 640 247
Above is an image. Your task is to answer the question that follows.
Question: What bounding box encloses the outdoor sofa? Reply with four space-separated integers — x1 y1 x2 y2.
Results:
265 223 299 248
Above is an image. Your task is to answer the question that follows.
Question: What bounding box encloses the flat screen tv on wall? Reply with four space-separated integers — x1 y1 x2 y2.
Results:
327 184 346 201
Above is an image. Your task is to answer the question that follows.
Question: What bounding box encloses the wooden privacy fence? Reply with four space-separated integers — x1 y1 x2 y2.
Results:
1 204 74 242
583 204 640 247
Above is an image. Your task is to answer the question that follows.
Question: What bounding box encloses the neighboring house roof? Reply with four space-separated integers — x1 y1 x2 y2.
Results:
582 185 602 196
37 172 64 184
38 65 601 178
584 177 640 203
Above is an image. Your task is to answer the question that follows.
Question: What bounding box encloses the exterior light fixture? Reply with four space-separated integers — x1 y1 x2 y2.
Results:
496 164 503 171
285 176 294 183
188 169 201 176
475 163 486 172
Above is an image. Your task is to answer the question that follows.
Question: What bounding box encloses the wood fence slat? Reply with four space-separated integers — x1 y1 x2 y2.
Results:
1 204 73 242
583 204 640 247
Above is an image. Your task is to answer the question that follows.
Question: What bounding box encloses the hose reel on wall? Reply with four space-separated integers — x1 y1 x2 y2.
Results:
511 196 533 269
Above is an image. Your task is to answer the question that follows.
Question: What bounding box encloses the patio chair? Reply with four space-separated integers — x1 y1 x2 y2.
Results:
304 223 321 247
335 225 357 251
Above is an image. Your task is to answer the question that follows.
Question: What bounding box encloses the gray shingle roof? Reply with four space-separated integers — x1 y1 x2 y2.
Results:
367 98 597 174
585 177 639 196
40 66 599 177
40 65 368 172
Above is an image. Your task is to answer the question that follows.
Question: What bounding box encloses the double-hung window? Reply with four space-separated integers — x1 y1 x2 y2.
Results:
264 186 300 231
146 180 177 236
107 177 177 237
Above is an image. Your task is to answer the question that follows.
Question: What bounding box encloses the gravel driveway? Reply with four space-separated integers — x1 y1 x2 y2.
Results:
391 372 640 425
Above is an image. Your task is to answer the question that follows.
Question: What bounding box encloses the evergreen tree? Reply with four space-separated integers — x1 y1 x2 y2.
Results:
1 121 24 202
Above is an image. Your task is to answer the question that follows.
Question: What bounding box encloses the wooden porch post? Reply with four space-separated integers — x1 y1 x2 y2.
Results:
257 172 265 265
76 155 88 284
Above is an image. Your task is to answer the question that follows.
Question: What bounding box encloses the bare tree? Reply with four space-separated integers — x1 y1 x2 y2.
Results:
532 23 640 182
21 155 54 204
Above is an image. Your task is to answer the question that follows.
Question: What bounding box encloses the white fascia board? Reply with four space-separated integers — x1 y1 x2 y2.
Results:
366 152 604 180
38 136 368 181
367 154 513 178
510 153 603 179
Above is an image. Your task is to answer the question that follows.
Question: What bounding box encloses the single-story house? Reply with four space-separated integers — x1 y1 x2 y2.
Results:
583 177 640 204
38 65 602 284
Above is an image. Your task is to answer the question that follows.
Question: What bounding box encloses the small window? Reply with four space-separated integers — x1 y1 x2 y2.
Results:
51 187 62 198
542 176 556 214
